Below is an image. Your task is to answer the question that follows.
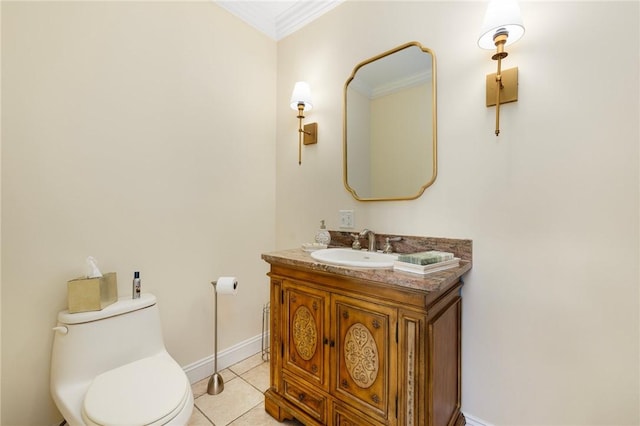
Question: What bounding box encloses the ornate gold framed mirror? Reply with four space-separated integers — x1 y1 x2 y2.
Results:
343 42 437 201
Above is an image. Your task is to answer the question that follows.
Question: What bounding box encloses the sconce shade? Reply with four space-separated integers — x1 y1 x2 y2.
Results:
290 81 313 111
478 0 525 49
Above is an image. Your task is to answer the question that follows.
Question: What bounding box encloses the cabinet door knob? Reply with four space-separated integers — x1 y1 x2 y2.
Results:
298 393 306 402
324 338 329 345
330 340 335 347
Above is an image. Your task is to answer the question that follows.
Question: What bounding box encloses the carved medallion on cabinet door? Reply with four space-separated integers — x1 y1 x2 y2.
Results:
333 295 397 421
283 283 328 389
293 305 317 360
344 323 379 388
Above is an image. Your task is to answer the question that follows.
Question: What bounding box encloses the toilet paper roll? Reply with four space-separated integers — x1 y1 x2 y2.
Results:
216 276 238 295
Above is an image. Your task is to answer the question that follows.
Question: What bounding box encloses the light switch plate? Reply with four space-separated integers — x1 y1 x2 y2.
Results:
339 210 354 229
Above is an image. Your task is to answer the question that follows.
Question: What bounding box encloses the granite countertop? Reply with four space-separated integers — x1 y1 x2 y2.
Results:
261 247 472 293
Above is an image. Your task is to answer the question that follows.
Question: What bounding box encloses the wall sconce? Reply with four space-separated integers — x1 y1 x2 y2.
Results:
290 81 318 165
478 0 525 136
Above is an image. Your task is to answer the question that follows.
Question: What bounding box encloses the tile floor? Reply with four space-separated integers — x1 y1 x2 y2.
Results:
188 353 303 426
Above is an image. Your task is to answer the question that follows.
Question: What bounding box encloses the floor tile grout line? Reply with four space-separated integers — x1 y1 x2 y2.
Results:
193 373 240 400
193 374 241 424
225 399 265 425
238 371 269 395
230 400 267 425
193 375 264 426
191 353 268 426
193 404 215 426
227 353 267 376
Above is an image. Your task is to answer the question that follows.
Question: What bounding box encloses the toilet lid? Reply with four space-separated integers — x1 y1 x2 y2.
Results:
83 356 190 426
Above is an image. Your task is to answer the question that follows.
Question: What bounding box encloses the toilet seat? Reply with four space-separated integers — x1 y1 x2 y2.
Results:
82 355 190 426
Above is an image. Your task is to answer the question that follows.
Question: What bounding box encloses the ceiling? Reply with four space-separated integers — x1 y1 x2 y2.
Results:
215 1 344 40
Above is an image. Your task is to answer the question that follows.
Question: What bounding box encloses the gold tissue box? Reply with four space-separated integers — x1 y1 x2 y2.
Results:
67 272 118 313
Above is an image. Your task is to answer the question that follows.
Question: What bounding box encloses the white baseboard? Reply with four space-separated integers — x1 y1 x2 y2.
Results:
463 412 492 426
182 332 268 384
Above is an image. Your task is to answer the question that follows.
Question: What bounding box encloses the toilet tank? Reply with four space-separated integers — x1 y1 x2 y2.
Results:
51 293 167 387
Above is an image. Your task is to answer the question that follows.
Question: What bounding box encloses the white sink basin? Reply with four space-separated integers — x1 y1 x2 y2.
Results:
310 248 397 269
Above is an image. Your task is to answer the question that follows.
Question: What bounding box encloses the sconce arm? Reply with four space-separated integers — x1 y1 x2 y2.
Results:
492 33 509 136
297 104 305 165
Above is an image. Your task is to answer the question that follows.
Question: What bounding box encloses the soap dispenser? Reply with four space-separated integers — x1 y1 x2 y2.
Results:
315 220 331 246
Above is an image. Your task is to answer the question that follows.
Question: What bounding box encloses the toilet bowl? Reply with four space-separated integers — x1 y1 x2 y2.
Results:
50 293 194 426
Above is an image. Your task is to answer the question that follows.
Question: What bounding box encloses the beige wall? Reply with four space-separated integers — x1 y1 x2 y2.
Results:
276 1 639 425
1 2 275 425
0 1 3 422
2 1 639 425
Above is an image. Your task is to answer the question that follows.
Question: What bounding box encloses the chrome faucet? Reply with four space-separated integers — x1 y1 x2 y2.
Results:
359 229 377 252
382 236 402 254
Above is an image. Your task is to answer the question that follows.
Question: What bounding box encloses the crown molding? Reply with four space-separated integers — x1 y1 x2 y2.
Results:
275 1 343 40
215 1 343 41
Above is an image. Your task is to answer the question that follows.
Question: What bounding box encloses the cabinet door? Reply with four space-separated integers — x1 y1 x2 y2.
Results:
332 294 397 423
282 281 329 390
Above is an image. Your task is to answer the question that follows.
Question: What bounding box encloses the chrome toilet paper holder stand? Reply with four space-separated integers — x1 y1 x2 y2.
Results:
207 280 224 395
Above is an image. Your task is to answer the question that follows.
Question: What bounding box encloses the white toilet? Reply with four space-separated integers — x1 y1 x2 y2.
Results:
50 293 194 426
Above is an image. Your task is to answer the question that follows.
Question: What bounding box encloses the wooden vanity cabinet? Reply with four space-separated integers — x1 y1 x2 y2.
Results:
265 265 465 426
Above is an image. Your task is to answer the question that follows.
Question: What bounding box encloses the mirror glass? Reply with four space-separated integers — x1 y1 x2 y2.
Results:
344 42 437 201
